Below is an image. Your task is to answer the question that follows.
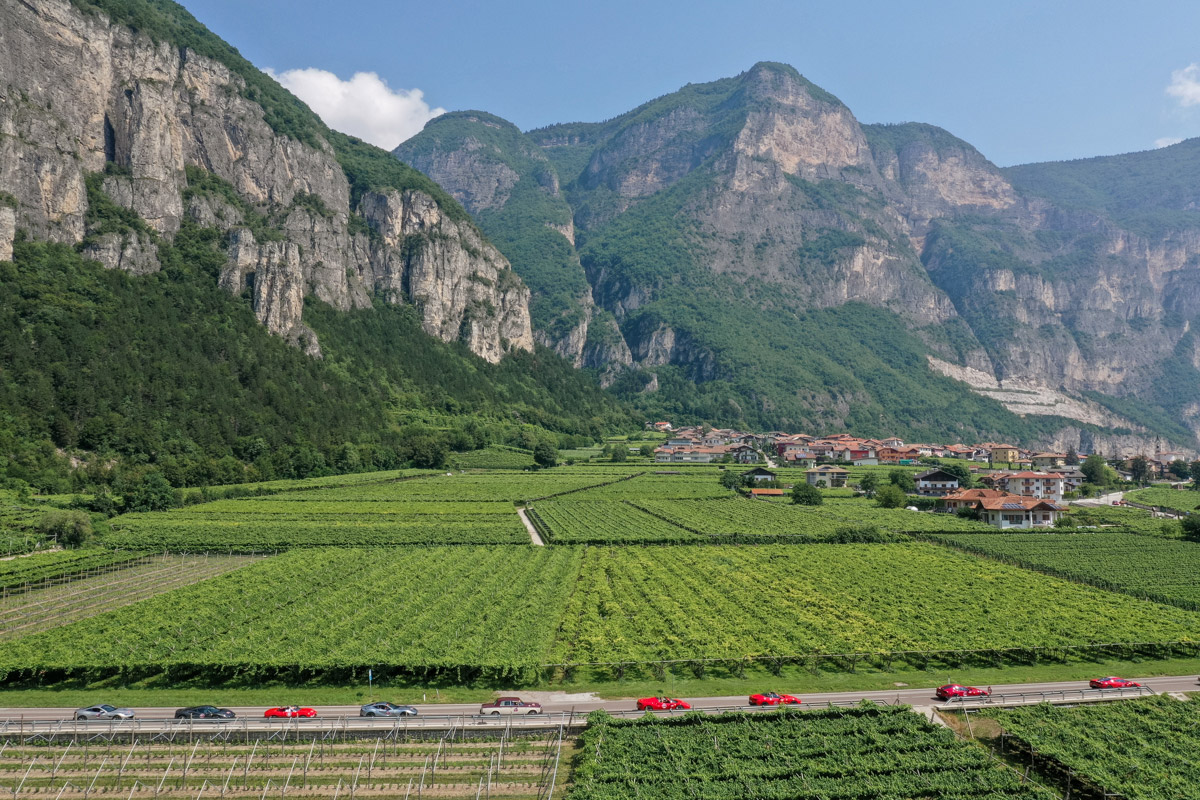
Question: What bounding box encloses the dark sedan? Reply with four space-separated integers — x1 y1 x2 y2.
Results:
175 705 236 719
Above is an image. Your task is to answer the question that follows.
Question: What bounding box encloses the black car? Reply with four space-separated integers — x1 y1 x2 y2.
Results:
175 705 236 719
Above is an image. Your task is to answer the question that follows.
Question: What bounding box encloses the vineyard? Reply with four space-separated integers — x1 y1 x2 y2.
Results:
448 446 536 470
0 547 581 684
0 549 144 591
104 502 530 551
529 501 707 544
569 705 1054 800
176 469 438 502
1124 485 1200 514
930 531 1200 609
0 728 567 800
0 554 259 640
1061 506 1181 537
547 544 1200 673
530 496 993 544
983 695 1200 800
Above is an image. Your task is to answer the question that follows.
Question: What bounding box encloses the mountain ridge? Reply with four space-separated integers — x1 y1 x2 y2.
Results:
399 61 1200 451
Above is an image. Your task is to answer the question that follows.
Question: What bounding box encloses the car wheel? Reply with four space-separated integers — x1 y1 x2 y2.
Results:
367 712 376 717
491 711 500 716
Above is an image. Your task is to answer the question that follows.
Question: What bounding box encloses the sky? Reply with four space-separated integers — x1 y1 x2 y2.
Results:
182 0 1200 166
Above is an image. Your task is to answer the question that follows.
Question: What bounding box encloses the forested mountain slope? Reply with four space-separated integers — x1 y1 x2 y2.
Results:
0 0 632 491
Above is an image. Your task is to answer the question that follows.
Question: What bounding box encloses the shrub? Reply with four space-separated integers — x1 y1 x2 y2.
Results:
36 510 93 548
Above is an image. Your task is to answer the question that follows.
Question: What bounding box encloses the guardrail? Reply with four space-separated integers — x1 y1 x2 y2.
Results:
938 684 1155 709
0 700 890 742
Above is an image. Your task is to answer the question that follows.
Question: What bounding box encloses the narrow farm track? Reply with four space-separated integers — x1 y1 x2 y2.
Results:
0 555 262 637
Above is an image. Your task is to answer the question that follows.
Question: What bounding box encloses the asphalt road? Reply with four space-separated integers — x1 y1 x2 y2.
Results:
2 673 1195 723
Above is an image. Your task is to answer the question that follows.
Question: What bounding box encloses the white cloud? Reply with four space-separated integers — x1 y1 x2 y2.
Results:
1166 63 1200 107
1154 136 1184 148
267 68 445 150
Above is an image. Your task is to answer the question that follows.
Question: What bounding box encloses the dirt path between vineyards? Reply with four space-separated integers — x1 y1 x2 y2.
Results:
517 507 544 546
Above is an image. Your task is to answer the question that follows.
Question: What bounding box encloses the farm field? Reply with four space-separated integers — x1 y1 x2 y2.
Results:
0 548 144 591
0 547 581 684
0 731 566 800
549 544 1200 673
1124 485 1200 514
930 531 1200 609
449 445 535 470
177 468 438 501
1061 505 1182 537
104 500 530 550
4 544 1199 686
0 554 259 640
982 695 1200 800
570 706 1053 800
531 495 993 544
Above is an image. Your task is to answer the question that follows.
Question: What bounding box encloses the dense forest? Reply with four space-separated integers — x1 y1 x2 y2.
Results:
0 231 631 494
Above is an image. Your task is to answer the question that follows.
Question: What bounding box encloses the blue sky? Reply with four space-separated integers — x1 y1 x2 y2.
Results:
184 0 1200 166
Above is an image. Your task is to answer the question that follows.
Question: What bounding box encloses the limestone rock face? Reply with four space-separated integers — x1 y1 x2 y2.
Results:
395 111 607 365
0 0 532 363
80 231 159 275
0 206 15 262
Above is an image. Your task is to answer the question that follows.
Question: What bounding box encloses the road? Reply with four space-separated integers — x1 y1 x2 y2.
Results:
1070 489 1126 506
3 673 1194 726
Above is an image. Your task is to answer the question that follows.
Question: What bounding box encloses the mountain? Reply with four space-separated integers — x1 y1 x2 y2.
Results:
393 112 631 375
397 63 1200 451
0 0 632 491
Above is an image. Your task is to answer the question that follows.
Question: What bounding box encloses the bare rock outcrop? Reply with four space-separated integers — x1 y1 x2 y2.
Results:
0 0 532 363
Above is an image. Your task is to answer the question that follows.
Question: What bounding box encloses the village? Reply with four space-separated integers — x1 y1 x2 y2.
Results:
646 421 1195 530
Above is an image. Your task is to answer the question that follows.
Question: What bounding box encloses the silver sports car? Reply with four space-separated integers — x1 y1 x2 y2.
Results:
359 702 418 717
75 704 134 720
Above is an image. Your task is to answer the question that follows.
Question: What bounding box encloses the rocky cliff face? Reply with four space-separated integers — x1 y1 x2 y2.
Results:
395 111 615 365
0 0 532 362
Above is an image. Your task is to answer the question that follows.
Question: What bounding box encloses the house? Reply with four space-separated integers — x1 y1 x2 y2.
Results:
990 471 1066 502
914 469 961 497
974 495 1066 529
728 445 760 464
989 445 1020 464
645 421 673 431
783 451 817 469
741 466 777 483
749 488 785 498
1048 468 1085 493
876 447 903 464
805 465 848 488
1030 452 1067 469
942 488 1017 512
880 437 905 449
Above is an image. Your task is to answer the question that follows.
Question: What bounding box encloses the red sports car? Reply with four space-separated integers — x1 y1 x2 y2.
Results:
636 697 691 711
748 692 801 706
264 706 317 718
1089 677 1142 689
935 684 990 700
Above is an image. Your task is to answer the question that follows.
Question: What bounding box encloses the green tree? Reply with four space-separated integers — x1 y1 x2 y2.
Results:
1129 455 1151 486
1182 515 1200 542
610 447 628 463
1081 454 1110 487
1065 446 1079 466
876 485 908 508
1168 459 1190 480
123 472 178 513
858 473 879 497
1190 460 1200 488
938 462 974 489
791 481 824 506
719 470 743 490
533 441 558 469
639 443 654 457
888 469 916 493
36 510 93 548
405 436 447 469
